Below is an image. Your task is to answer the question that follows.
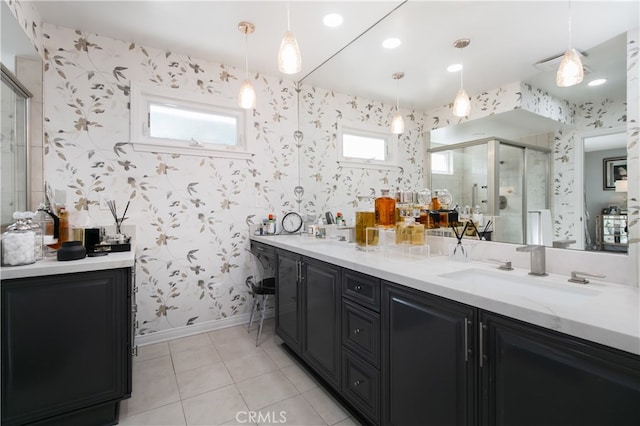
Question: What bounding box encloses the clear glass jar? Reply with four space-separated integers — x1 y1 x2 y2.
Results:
1 212 37 266
437 188 453 208
33 204 57 257
24 211 43 261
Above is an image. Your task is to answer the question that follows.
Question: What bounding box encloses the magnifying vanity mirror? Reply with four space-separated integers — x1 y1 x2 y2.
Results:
295 1 638 256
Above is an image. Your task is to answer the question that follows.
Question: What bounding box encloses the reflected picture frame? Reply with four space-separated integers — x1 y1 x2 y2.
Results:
603 156 627 190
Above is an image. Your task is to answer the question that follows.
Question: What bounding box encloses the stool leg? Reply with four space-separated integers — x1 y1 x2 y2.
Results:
248 295 258 333
256 294 268 346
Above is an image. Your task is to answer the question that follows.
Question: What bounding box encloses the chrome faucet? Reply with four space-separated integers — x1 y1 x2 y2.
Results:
516 245 547 276
568 271 606 284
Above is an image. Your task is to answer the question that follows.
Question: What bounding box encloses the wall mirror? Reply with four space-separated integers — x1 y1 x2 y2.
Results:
1 0 39 226
296 1 637 256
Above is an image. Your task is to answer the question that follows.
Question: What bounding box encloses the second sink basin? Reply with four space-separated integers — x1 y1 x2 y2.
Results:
439 268 601 305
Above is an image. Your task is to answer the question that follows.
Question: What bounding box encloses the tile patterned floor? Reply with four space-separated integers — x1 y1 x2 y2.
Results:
119 319 362 426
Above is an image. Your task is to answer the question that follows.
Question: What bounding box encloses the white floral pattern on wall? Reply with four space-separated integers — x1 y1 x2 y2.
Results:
42 24 299 335
297 86 425 219
4 0 44 59
8 0 637 343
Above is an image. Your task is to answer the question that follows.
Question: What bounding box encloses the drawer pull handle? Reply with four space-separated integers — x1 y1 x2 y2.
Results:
353 380 362 387
354 285 362 291
353 328 361 335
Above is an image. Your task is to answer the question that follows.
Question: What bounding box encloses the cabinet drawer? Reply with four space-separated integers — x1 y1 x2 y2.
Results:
342 349 380 424
342 270 380 312
250 240 275 257
342 300 380 367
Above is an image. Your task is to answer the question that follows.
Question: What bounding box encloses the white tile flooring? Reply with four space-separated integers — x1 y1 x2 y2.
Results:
118 319 362 426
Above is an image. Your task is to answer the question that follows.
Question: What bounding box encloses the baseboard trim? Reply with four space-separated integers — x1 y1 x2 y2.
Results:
135 309 274 347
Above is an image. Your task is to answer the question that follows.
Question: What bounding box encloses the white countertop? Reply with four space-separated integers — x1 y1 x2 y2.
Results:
252 234 640 356
1 250 135 280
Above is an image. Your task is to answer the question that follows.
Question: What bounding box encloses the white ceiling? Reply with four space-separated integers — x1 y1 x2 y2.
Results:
29 0 640 113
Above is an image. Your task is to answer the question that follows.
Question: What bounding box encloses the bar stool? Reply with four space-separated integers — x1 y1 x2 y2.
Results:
245 248 276 346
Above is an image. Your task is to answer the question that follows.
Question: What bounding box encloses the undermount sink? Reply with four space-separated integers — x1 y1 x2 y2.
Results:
439 268 601 305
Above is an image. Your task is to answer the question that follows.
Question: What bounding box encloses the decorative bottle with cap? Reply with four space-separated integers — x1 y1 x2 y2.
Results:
375 189 396 228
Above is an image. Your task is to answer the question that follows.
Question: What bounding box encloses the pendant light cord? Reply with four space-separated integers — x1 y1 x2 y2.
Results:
287 1 291 31
244 33 249 79
460 48 464 90
396 79 400 111
568 1 573 48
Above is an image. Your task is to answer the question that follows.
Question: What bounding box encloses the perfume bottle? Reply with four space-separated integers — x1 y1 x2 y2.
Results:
375 189 396 228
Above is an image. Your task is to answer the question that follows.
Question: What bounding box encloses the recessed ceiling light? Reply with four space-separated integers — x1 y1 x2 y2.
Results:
382 38 401 49
323 13 343 28
447 63 463 73
588 78 607 87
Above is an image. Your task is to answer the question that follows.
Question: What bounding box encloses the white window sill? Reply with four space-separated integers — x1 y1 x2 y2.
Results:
131 142 254 160
337 160 401 171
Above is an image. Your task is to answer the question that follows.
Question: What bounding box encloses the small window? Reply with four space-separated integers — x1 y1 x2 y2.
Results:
342 133 386 161
130 84 252 159
431 151 454 175
337 123 398 169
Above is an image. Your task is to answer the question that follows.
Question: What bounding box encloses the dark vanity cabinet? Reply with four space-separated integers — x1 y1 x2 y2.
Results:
382 282 477 426
1 267 133 426
302 257 341 388
275 248 303 353
480 312 640 426
269 243 640 426
341 270 382 424
275 249 341 388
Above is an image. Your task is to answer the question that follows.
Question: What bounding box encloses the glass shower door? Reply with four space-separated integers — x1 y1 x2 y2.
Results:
496 143 524 244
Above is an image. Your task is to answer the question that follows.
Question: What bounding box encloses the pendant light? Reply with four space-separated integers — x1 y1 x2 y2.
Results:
391 72 405 135
556 1 583 87
278 1 302 74
238 21 256 110
452 38 471 118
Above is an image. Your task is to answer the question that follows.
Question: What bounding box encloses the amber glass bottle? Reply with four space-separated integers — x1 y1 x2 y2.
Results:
375 189 396 228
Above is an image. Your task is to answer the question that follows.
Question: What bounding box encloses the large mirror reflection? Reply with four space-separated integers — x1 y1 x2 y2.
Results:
296 1 637 255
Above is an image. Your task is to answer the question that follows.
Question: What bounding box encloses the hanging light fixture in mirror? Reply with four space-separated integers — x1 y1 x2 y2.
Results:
452 38 471 118
278 1 302 74
556 1 584 87
391 72 405 134
238 21 256 109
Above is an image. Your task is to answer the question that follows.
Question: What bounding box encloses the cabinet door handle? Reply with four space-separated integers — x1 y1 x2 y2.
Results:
353 380 362 387
479 321 487 368
354 284 361 291
353 328 361 335
299 262 304 281
464 318 470 362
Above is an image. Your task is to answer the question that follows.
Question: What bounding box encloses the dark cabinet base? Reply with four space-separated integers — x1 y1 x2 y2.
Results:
482 312 640 426
267 242 640 426
30 400 121 426
2 268 132 426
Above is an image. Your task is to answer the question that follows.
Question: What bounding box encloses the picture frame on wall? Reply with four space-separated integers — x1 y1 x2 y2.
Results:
603 156 627 190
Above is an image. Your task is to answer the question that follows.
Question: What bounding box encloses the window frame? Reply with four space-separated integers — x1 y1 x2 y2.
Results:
431 150 454 175
337 122 399 170
129 83 252 159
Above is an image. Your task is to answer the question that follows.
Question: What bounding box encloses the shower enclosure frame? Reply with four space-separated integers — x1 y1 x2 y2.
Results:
428 137 551 245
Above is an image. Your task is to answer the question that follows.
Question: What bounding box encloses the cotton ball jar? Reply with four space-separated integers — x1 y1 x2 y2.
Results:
1 212 37 266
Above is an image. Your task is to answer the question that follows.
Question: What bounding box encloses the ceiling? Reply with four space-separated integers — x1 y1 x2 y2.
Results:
30 1 640 112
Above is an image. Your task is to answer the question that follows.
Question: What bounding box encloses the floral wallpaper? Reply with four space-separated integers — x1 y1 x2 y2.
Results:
6 0 639 342
297 86 425 219
3 0 44 59
41 24 299 335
